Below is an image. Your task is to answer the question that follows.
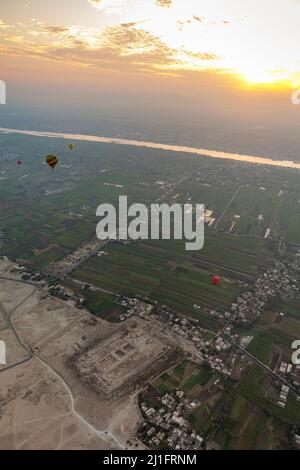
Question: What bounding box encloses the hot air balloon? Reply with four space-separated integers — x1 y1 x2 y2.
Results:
212 275 221 286
68 143 75 151
46 154 59 171
16 160 22 166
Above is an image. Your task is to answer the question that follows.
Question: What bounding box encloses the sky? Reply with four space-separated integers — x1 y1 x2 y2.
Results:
1 0 300 153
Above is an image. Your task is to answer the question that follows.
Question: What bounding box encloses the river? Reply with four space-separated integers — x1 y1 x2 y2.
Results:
1 127 300 170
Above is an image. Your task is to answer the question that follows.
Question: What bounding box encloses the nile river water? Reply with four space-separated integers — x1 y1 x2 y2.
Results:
1 127 300 170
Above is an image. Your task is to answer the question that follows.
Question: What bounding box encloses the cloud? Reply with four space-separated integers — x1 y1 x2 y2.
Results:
62 22 180 72
41 25 70 34
1 0 299 89
49 22 222 76
155 0 173 7
0 20 176 73
88 0 102 7
0 20 11 29
0 18 223 78
88 0 127 12
193 15 204 23
184 50 220 61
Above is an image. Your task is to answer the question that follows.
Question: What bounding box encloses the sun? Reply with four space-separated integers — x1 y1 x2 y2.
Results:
243 71 278 84
239 66 290 86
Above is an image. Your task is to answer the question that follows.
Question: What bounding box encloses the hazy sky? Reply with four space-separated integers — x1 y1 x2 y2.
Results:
1 0 300 143
1 0 300 83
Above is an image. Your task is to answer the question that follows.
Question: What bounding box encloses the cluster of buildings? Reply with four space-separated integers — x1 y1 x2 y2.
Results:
195 261 299 329
11 264 44 283
277 384 290 408
194 261 298 327
135 300 207 346
131 296 238 378
230 261 299 325
279 361 293 375
118 296 154 322
202 334 233 377
192 303 231 324
138 390 204 450
50 237 107 278
277 360 300 405
46 283 84 305
11 264 87 306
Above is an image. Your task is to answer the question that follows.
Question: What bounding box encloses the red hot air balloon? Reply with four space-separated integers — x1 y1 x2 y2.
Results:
16 160 22 166
212 275 221 286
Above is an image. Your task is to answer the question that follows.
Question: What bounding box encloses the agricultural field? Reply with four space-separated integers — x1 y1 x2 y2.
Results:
0 133 201 266
72 231 276 328
233 323 300 431
154 360 214 395
73 240 242 329
279 291 300 320
216 392 280 450
1 132 299 274
146 359 220 436
0 133 281 333
175 168 300 244
143 359 290 449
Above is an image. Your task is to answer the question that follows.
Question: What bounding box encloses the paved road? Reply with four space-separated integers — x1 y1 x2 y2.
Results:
214 184 242 229
72 277 116 296
37 354 125 449
221 332 300 397
0 276 40 374
0 274 38 286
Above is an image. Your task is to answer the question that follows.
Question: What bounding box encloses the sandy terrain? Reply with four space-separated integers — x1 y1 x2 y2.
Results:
0 328 29 370
0 359 113 450
0 260 180 449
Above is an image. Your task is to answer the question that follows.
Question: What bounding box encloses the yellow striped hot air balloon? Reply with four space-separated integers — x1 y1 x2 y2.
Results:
68 143 75 151
46 154 59 171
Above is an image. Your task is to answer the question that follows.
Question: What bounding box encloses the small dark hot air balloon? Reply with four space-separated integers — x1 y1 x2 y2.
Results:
68 143 75 151
212 275 221 286
16 160 22 166
46 154 59 171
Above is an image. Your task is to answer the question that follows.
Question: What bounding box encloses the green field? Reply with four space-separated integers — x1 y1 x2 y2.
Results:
73 240 244 328
146 358 286 449
156 360 213 393
72 228 277 327
153 360 217 434
279 291 300 320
